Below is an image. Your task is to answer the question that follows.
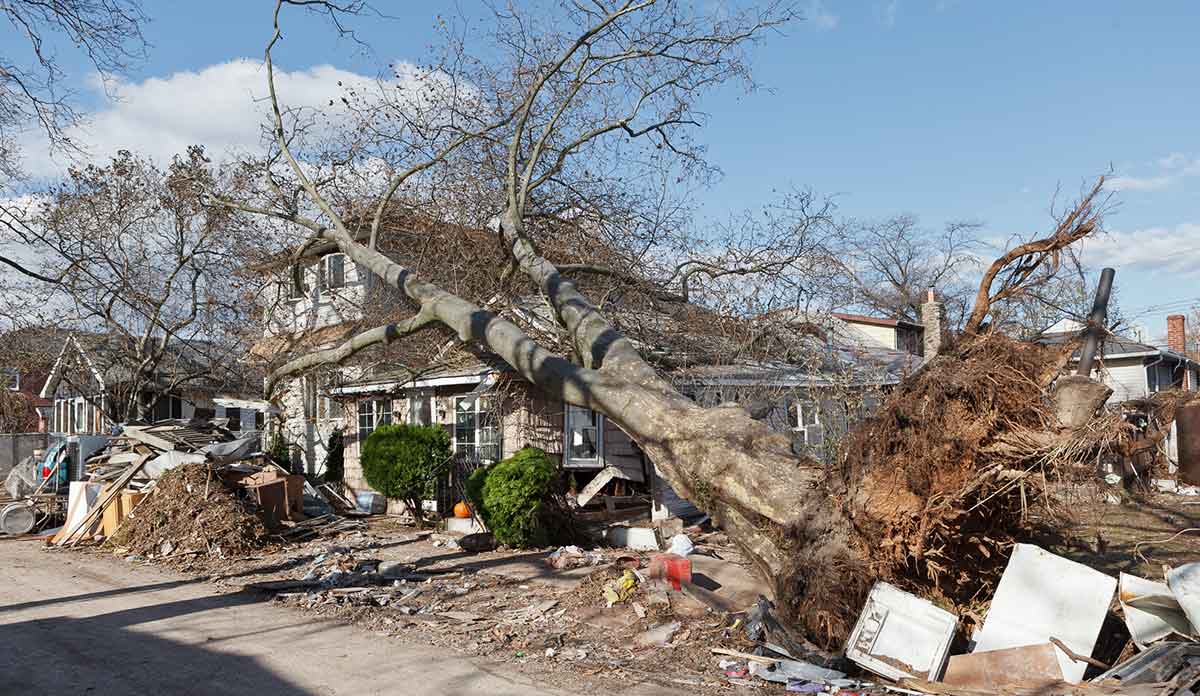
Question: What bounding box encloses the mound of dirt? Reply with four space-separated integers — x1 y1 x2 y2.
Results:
112 464 270 560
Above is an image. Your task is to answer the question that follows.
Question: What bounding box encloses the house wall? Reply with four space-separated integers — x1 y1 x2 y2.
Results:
340 379 652 507
263 254 369 338
1092 357 1149 403
849 323 897 350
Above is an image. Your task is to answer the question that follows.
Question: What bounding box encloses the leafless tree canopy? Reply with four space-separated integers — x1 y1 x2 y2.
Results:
838 214 981 328
0 0 148 171
7 148 258 421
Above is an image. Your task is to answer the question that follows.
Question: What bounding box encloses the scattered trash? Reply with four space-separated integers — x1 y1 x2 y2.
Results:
355 491 387 514
602 569 639 607
844 581 956 682
666 533 693 557
647 553 691 591
943 643 1063 691
1168 562 1200 635
1093 641 1200 686
545 545 604 570
1120 572 1197 648
971 544 1116 684
458 532 496 553
604 525 659 551
635 620 680 647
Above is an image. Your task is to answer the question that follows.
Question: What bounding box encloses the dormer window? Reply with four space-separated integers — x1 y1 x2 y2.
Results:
319 253 346 292
288 269 308 301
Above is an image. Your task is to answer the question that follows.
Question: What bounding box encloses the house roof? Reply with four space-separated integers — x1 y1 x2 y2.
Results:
831 312 924 330
1038 329 1200 368
40 333 260 399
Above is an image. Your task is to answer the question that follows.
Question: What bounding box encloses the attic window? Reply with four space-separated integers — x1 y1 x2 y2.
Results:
319 253 346 292
288 270 308 300
791 400 824 447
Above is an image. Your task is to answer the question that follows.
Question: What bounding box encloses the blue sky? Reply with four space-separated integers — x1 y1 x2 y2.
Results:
9 1 1200 341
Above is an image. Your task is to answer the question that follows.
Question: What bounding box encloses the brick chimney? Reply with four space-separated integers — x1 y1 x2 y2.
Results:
1168 314 1187 354
920 289 946 359
1168 314 1192 390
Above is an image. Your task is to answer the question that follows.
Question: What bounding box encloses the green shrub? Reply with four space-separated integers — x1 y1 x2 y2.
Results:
467 447 557 547
268 430 291 469
322 429 344 484
361 424 451 526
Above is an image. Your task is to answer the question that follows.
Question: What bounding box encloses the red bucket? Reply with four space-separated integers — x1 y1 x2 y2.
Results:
648 553 692 591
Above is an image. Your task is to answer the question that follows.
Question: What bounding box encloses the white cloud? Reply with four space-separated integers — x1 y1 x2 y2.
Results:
1157 152 1188 169
1107 151 1200 192
1106 174 1175 191
17 59 408 176
877 0 898 28
806 0 839 30
1078 222 1200 275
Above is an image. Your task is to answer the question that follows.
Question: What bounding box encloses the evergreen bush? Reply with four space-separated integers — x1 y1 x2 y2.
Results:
466 447 557 547
361 424 451 526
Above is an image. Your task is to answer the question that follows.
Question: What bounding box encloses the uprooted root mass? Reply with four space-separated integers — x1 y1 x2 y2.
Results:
778 333 1133 647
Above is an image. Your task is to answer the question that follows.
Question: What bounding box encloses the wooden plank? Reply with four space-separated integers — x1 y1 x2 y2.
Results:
63 454 150 546
121 426 178 452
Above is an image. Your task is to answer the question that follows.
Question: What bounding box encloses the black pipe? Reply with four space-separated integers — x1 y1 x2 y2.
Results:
1076 267 1116 377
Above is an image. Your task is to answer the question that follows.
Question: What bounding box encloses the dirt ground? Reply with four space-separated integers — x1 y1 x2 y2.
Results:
1034 487 1200 579
28 485 1200 694
96 516 780 695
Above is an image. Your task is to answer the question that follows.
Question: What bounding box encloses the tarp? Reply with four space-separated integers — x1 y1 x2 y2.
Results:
201 431 262 464
143 450 206 479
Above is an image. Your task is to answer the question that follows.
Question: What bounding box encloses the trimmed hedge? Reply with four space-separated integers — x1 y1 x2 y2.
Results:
361 424 451 525
466 447 557 547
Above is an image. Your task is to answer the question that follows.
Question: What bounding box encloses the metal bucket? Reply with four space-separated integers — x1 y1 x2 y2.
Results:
0 502 36 535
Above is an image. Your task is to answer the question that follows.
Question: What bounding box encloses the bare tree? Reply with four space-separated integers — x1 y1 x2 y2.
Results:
1 0 149 283
12 147 257 422
215 0 1106 643
838 214 980 327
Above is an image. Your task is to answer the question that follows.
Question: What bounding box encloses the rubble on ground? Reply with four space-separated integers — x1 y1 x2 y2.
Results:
109 463 268 561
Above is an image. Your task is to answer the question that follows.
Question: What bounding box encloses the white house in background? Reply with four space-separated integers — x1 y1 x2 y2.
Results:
252 241 373 475
38 334 263 435
1039 315 1200 403
831 312 925 356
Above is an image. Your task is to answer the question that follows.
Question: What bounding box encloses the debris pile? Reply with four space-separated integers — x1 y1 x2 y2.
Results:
110 464 268 559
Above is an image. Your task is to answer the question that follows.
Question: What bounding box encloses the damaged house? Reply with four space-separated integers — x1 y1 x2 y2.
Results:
256 214 932 518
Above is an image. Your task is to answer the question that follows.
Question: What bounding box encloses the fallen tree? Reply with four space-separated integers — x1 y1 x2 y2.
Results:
218 0 1114 648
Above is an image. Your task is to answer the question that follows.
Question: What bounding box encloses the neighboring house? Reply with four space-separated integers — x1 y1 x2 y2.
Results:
831 313 925 356
1039 315 1200 403
0 327 63 432
38 334 263 435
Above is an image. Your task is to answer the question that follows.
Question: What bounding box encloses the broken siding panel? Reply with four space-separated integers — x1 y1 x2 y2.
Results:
603 419 646 482
651 464 700 520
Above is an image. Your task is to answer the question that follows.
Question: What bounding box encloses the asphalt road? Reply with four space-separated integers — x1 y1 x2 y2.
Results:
0 540 567 696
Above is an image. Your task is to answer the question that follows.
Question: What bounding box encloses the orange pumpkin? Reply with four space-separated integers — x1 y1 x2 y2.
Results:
453 501 471 519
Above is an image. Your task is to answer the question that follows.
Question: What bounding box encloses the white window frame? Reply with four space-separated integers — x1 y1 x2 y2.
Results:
318 253 347 295
453 395 502 462
287 268 308 302
407 389 434 427
792 400 823 447
563 404 604 468
2 368 17 391
357 397 392 442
